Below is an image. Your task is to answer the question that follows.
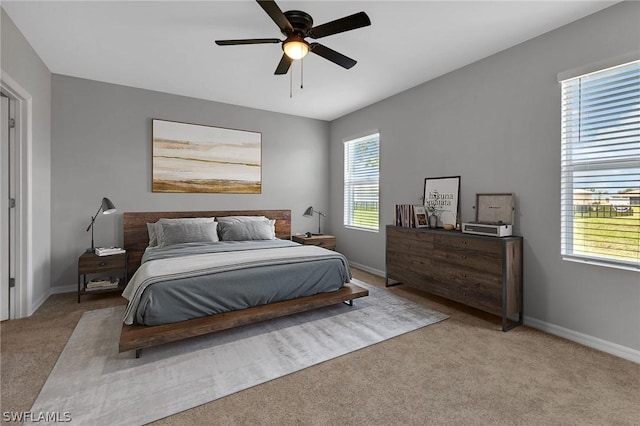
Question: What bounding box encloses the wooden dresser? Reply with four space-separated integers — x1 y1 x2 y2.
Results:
385 225 523 331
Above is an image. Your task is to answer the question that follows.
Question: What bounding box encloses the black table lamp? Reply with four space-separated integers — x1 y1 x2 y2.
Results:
86 197 117 252
303 206 326 235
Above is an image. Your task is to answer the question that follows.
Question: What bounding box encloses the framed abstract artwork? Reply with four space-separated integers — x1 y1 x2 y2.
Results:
152 119 262 193
423 176 461 227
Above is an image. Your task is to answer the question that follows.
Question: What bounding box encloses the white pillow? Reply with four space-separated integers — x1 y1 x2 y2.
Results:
148 217 215 247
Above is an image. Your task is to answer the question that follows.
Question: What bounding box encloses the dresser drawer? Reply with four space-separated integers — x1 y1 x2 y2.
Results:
387 228 434 254
386 236 433 254
431 263 501 290
429 246 503 275
386 251 436 280
433 234 503 256
450 281 503 316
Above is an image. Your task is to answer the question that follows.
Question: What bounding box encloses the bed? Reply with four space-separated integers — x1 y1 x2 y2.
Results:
119 209 368 357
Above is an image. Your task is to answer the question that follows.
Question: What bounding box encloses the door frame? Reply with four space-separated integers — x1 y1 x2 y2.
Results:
1 70 33 319
1 94 10 320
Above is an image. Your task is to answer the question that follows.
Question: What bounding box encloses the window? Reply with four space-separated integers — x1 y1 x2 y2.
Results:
560 60 640 271
344 133 380 231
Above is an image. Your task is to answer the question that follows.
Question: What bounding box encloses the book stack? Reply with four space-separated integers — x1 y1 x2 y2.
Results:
394 204 416 228
85 277 119 291
94 247 125 256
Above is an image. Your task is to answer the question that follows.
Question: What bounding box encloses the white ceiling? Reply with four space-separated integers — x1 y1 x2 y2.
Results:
2 1 617 121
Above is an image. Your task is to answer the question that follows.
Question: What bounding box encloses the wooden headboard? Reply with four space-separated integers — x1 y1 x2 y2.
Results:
123 209 291 276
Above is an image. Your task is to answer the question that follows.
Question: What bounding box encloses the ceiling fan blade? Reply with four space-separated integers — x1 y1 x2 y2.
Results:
308 12 371 39
256 0 293 33
310 43 357 69
215 38 281 46
274 54 293 75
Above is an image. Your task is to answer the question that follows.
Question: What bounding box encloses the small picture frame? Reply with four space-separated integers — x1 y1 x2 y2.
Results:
414 205 428 228
423 176 461 227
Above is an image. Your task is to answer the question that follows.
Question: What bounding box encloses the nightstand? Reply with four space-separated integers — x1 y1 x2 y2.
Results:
292 234 336 250
77 252 128 303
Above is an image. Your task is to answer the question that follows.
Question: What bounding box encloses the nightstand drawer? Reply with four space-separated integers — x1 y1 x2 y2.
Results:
292 234 336 250
79 253 126 273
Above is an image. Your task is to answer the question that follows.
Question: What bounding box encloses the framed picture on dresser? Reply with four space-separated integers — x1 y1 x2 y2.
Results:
423 176 460 227
413 205 428 228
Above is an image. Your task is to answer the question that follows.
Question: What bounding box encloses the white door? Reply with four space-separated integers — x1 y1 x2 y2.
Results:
1 95 10 320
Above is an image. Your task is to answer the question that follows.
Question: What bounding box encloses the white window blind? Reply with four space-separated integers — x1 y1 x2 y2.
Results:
560 60 640 271
344 133 380 231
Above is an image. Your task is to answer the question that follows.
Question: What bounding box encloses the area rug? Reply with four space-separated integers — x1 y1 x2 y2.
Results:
28 280 447 425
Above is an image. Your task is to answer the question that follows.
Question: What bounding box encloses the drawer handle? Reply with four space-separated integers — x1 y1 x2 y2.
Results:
99 262 106 266
462 241 467 245
461 273 467 278
461 255 467 259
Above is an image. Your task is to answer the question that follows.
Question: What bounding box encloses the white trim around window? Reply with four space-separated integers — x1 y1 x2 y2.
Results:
559 59 640 271
343 133 380 232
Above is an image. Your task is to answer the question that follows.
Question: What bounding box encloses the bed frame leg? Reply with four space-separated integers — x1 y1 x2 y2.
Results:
135 349 142 359
343 299 353 307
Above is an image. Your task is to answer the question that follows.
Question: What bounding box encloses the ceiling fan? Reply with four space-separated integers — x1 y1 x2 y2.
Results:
215 0 371 75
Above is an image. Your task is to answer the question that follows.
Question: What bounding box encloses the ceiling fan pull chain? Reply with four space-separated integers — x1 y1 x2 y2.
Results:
290 65 293 98
301 57 304 89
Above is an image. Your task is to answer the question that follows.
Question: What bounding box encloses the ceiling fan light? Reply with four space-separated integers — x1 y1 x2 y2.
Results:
284 40 309 60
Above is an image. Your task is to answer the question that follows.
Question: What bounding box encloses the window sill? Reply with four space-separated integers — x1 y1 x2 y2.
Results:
562 255 640 273
344 225 379 234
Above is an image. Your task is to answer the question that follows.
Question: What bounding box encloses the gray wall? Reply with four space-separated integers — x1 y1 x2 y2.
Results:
329 2 640 351
51 75 330 288
1 9 52 313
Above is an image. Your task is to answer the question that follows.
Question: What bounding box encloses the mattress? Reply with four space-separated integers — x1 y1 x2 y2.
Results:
122 240 351 326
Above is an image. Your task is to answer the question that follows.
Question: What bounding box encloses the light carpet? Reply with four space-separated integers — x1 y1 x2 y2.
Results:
28 280 447 425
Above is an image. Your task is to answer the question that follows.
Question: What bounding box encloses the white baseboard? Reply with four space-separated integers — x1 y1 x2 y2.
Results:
524 316 640 364
29 289 51 317
30 285 76 316
347 261 385 278
50 284 77 295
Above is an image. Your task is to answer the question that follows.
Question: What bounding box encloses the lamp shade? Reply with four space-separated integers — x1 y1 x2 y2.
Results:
101 197 116 214
303 206 314 217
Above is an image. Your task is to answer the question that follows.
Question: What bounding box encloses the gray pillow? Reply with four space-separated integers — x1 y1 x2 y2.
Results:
218 220 276 241
147 223 158 247
158 221 219 247
151 217 215 247
216 215 268 224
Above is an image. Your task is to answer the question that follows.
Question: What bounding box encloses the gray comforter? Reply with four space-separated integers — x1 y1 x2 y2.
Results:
122 240 351 326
